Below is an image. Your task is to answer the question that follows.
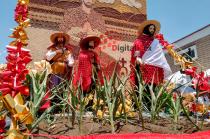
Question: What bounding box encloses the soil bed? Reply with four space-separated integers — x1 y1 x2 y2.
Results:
34 114 210 138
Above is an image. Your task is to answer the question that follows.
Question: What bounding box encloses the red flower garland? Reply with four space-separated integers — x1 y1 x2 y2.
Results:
0 45 31 97
15 3 28 22
0 1 31 97
155 34 170 49
155 34 210 92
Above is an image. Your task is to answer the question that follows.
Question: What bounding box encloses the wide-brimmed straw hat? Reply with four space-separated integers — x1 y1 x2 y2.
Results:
138 20 161 35
79 36 101 49
50 32 70 45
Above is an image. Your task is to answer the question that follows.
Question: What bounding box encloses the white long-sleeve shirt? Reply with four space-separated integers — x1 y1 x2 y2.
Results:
46 49 74 67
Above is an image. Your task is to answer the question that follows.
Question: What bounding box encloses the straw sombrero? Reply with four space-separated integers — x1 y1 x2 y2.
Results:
138 20 161 35
50 33 70 45
80 36 101 49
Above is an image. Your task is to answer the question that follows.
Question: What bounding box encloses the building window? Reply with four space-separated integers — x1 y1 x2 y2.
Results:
174 45 198 65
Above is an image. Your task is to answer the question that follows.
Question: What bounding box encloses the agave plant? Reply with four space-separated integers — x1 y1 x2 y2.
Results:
26 69 56 131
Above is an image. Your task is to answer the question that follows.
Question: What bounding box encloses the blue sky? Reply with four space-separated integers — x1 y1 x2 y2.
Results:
0 0 210 63
0 1 17 63
147 0 210 42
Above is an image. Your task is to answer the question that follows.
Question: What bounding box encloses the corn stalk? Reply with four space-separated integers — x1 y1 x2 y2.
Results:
77 86 86 134
167 94 182 130
149 80 175 123
117 76 129 124
130 68 145 129
27 70 56 131
102 65 123 133
50 77 77 129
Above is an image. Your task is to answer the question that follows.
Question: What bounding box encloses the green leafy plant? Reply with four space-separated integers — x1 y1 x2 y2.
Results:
129 68 145 129
98 65 128 133
147 81 174 123
103 71 118 133
167 93 182 130
48 74 77 129
27 70 56 131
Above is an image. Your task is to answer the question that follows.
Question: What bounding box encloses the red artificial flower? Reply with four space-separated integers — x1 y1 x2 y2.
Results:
0 82 13 88
0 71 12 78
22 56 32 64
20 47 30 53
155 34 171 49
0 88 11 96
6 46 19 52
16 69 29 81
13 85 29 96
198 71 205 79
190 69 210 92
159 40 164 44
15 4 28 22
155 34 164 40
172 93 177 101
5 53 31 68
6 45 30 53
20 50 31 56
22 87 30 96
6 65 16 73
184 67 197 77
16 57 23 63
199 80 210 91
1 1 30 98
191 103 196 112
163 42 169 47
17 62 26 70
6 53 16 62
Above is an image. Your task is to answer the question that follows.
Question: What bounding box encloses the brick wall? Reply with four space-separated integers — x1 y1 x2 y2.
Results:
166 35 210 73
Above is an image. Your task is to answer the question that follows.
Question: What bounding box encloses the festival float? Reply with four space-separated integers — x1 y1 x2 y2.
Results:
0 0 210 139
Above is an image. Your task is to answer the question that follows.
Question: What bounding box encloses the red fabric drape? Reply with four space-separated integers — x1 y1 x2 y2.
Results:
26 130 210 139
130 35 164 86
